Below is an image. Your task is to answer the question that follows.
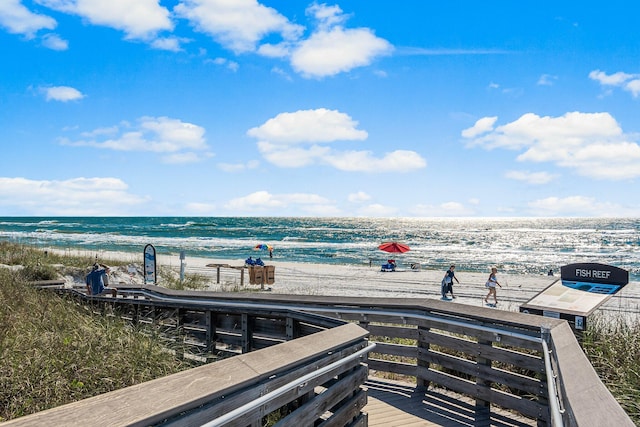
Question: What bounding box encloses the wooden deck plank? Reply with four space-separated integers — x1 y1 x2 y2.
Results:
364 379 536 427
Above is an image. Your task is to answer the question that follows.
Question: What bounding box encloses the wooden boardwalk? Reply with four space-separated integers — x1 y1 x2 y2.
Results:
364 379 536 427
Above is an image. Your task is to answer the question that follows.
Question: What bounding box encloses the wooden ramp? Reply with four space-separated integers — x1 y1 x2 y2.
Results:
364 379 536 427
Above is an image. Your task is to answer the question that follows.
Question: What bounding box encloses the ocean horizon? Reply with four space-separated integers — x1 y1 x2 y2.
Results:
1 216 638 282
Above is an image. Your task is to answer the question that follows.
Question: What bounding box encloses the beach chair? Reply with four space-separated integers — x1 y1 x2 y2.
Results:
255 258 265 266
381 262 396 272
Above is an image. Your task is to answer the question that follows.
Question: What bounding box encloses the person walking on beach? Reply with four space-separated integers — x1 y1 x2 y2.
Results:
86 263 117 297
484 267 502 306
442 265 460 299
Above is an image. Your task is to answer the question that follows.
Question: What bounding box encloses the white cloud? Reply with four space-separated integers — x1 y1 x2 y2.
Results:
290 24 392 78
43 85 84 102
37 0 173 40
205 57 239 71
323 149 426 172
247 108 368 144
41 33 68 50
224 190 332 213
61 116 213 163
505 170 556 184
461 116 497 138
0 176 146 215
0 0 56 37
151 36 185 52
625 79 640 98
306 3 347 30
589 70 635 86
80 125 119 137
174 0 303 53
589 69 640 98
257 142 330 168
4 0 389 79
462 111 640 180
348 191 371 203
249 108 426 172
537 74 557 86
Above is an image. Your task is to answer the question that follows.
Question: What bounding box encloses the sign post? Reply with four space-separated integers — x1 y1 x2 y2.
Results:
179 250 185 283
143 244 157 285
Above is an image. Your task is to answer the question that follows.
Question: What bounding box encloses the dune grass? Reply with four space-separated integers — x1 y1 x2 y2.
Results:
581 314 640 423
0 244 188 422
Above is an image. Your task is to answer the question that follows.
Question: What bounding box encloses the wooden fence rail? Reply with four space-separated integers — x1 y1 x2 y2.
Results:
1 289 372 427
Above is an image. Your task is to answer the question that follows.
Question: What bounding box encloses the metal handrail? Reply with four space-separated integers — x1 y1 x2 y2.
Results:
542 329 565 427
201 342 376 427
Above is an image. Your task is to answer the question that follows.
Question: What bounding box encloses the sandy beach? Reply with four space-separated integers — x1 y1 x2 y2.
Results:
57 248 640 319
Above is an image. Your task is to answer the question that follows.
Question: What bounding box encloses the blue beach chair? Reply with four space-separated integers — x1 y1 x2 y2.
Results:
381 259 396 272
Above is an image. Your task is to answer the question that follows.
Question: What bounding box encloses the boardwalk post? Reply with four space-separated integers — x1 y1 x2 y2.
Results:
286 316 295 340
475 338 492 423
205 310 214 353
242 313 253 353
417 324 429 388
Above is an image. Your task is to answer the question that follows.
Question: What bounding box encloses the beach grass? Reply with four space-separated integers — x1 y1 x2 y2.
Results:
0 244 188 422
582 314 640 423
159 266 209 290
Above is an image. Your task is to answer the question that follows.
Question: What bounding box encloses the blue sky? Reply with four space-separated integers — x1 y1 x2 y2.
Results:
1 1 639 217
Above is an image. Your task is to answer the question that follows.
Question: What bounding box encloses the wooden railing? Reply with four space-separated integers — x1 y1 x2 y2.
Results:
164 290 633 427
1 288 372 427
5 285 634 427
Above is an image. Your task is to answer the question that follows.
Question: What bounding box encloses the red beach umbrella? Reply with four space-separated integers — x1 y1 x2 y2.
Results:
378 242 411 254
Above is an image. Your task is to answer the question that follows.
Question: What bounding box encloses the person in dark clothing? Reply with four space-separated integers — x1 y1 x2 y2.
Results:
442 265 460 299
86 263 117 297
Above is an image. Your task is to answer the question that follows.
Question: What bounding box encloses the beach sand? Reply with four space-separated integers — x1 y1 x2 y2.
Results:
55 248 640 319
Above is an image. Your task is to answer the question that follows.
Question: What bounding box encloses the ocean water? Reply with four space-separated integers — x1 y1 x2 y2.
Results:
1 217 638 282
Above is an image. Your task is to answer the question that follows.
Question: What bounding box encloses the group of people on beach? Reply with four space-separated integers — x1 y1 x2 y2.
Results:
441 265 501 306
